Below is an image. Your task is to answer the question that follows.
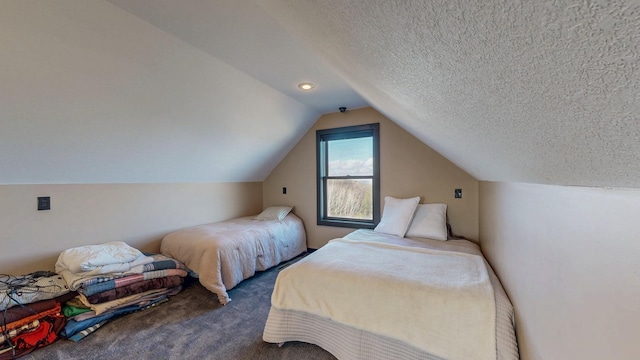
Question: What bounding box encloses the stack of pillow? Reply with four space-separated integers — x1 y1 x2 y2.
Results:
373 196 449 241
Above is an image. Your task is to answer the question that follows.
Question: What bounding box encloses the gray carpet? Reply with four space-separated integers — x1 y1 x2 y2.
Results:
23 258 336 360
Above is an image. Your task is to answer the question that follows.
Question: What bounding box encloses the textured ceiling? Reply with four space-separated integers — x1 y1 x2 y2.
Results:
103 0 640 188
260 0 640 189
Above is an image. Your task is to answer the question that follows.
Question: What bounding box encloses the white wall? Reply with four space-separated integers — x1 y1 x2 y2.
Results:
0 182 262 275
0 0 318 184
479 182 640 360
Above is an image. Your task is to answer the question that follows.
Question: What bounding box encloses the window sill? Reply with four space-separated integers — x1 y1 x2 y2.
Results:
317 219 376 229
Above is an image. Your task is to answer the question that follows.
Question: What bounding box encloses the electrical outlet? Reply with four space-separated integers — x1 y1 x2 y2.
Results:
454 189 462 199
37 196 51 210
282 187 287 195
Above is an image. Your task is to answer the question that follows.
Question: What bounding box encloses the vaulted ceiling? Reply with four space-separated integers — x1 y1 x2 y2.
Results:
3 1 637 188
108 0 640 189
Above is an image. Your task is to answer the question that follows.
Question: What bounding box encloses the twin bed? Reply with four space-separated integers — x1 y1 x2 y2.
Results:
160 207 306 304
160 201 518 359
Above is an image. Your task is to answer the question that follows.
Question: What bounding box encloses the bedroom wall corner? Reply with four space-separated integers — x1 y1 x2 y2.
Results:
263 107 479 249
0 182 262 275
478 181 640 360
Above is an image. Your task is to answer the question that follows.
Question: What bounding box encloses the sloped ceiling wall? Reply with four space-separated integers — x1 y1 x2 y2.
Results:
261 0 640 189
106 0 369 113
0 0 319 184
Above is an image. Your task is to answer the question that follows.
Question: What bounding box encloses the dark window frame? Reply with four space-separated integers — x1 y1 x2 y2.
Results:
316 123 380 228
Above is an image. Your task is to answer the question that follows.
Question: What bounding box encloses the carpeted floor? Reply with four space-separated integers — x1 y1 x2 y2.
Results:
23 258 336 360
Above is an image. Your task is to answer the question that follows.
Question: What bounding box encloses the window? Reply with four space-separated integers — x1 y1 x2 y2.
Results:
316 123 380 228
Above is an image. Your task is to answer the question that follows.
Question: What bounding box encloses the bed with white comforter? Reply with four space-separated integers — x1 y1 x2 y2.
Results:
263 229 519 360
160 213 306 304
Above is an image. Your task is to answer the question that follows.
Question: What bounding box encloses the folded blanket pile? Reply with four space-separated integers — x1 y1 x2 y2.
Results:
1 242 188 358
54 244 187 342
0 273 75 359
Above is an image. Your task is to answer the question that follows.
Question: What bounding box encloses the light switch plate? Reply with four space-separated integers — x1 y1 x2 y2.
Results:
38 196 51 210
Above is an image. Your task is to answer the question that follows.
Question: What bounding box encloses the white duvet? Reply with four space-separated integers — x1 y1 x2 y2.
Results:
161 214 306 304
271 237 497 360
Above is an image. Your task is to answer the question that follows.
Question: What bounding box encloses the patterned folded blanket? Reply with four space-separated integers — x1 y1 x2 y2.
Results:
68 254 188 295
78 269 187 297
85 275 184 304
142 253 188 272
62 287 180 338
0 272 70 311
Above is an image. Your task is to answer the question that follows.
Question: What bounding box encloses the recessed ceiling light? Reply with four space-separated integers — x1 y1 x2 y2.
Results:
297 82 316 91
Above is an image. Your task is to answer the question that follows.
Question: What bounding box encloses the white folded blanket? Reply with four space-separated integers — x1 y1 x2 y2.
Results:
56 241 151 273
55 242 154 290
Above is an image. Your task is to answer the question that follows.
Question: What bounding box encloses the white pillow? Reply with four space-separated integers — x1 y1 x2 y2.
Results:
406 203 448 241
254 206 292 221
373 196 420 237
